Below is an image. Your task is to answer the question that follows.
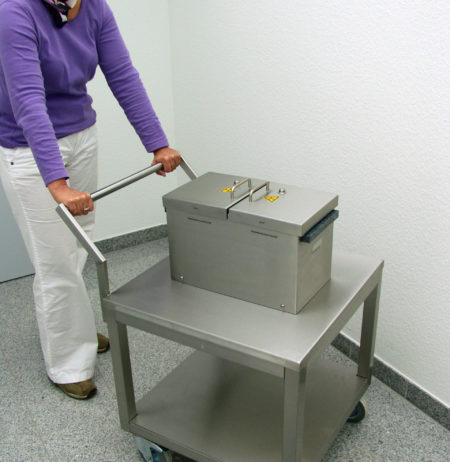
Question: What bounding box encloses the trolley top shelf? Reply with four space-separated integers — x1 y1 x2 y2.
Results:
102 250 383 373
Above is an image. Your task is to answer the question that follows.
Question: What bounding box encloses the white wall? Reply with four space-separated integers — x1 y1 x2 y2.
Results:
168 1 450 406
88 0 177 241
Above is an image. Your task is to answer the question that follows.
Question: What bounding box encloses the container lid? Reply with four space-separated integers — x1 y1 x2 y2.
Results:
228 180 338 237
162 172 264 220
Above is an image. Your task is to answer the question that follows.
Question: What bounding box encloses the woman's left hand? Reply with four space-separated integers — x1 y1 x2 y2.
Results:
152 147 181 176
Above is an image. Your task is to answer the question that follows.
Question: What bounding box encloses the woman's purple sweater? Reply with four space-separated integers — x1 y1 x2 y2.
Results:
0 0 169 185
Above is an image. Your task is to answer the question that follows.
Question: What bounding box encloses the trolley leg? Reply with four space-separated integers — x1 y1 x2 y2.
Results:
357 283 381 380
107 319 137 429
282 367 307 462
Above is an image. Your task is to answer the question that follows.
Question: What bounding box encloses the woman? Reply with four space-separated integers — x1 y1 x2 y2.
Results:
0 0 181 399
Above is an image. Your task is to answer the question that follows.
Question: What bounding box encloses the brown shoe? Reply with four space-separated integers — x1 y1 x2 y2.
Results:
97 333 109 353
56 379 97 399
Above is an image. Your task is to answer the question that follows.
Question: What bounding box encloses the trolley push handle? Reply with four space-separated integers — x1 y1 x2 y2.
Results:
91 156 197 202
55 156 197 298
91 162 164 202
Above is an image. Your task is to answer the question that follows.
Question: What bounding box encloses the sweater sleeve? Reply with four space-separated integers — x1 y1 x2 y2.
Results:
97 1 169 153
0 4 68 186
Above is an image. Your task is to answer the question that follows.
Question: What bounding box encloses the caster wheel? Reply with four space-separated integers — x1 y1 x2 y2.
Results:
136 437 174 462
150 450 173 462
347 400 366 423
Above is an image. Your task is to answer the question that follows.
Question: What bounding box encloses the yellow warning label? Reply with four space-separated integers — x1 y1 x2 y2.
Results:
221 187 232 192
264 196 279 203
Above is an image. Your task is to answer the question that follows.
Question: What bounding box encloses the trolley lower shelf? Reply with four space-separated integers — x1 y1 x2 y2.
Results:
130 352 366 462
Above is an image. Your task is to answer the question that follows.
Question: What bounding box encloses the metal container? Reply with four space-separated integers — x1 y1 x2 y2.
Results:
163 172 338 314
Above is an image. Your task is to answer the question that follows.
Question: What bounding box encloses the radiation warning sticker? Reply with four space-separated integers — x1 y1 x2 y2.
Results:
221 187 232 192
264 196 279 203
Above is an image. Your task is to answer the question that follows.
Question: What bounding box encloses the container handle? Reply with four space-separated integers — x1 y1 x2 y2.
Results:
230 178 252 200
300 210 339 243
249 181 270 202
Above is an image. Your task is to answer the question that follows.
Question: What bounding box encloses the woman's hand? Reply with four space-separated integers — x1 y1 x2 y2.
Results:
48 179 94 216
152 147 181 176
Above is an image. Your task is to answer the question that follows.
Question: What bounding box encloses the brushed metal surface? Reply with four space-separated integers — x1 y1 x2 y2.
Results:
166 209 299 313
166 210 334 313
163 172 338 237
130 352 367 462
163 171 339 312
228 182 338 237
297 225 333 310
163 172 264 220
103 251 384 371
103 251 382 462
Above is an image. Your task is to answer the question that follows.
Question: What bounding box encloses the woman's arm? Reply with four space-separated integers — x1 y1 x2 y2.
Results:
96 1 180 173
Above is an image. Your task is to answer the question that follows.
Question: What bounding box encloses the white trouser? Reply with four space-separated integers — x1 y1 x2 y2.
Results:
0 125 98 384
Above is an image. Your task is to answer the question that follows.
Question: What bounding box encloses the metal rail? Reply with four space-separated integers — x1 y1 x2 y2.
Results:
91 157 198 202
56 156 197 300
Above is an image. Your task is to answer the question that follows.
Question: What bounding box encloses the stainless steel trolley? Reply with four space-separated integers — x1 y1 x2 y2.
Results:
57 159 383 462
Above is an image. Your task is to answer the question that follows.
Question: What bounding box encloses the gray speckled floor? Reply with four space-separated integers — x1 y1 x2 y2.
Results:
0 238 448 462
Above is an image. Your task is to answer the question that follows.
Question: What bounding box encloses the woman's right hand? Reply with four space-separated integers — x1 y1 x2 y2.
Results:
48 179 94 216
